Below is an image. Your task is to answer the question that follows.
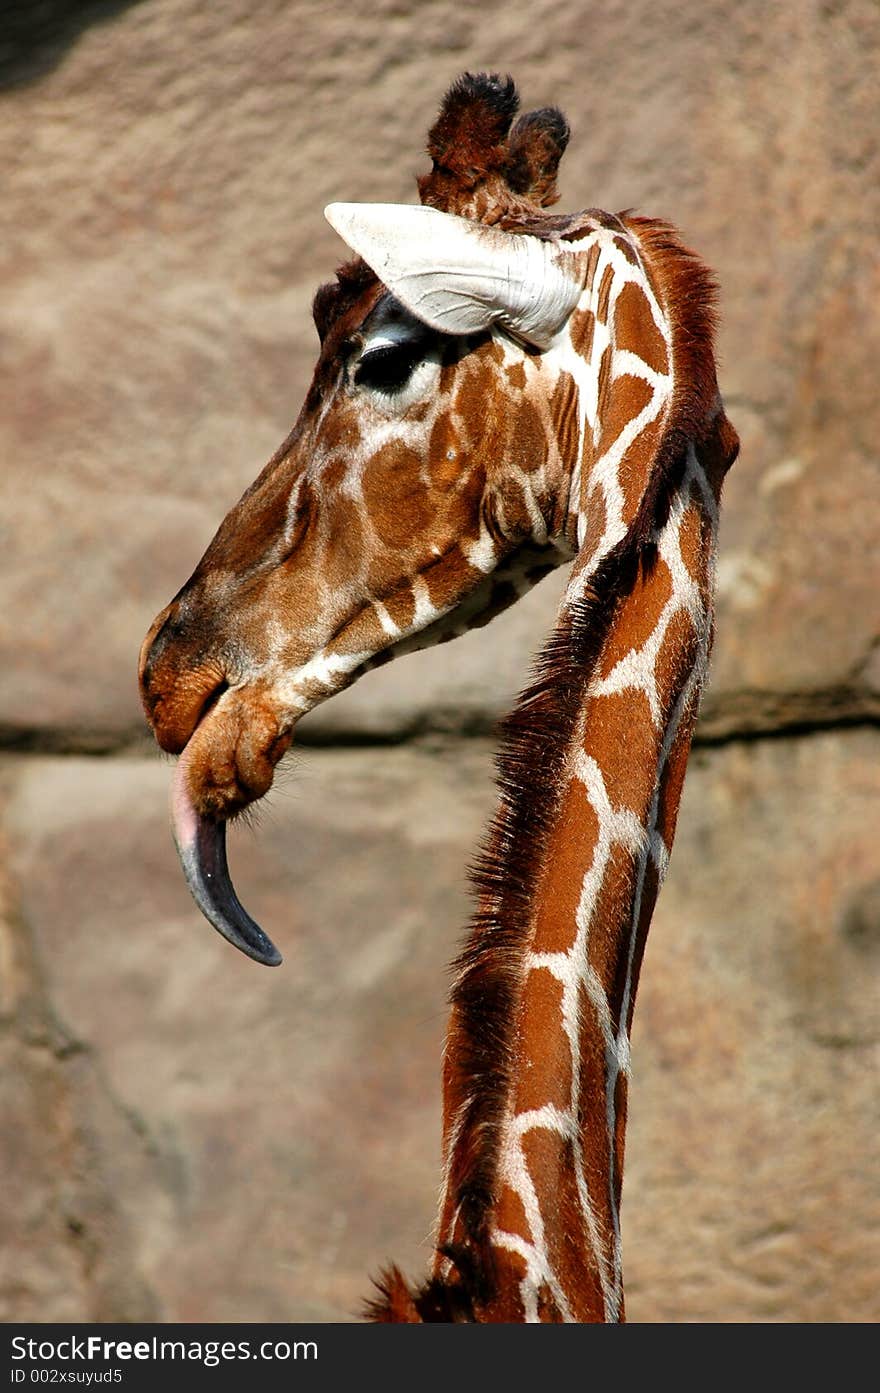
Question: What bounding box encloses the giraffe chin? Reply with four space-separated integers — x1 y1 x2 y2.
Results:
170 740 283 968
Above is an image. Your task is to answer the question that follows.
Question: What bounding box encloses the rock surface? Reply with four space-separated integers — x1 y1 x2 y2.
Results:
0 0 878 743
2 732 877 1323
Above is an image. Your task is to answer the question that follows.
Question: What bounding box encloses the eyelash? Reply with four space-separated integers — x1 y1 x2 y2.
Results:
354 344 422 393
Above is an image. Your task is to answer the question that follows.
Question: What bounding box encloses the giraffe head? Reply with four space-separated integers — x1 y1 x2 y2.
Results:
139 75 618 964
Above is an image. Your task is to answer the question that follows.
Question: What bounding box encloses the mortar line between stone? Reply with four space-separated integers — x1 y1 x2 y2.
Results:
0 710 879 760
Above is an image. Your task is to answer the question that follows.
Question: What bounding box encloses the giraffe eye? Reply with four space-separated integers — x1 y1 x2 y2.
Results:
355 343 422 394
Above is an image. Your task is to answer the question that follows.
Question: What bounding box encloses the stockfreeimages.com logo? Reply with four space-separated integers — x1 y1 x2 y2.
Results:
11 1336 317 1372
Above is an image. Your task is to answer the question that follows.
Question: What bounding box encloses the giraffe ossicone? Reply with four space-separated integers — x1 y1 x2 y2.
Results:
139 70 738 1321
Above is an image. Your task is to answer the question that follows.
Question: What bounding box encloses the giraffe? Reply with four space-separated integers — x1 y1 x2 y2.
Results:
139 73 738 1322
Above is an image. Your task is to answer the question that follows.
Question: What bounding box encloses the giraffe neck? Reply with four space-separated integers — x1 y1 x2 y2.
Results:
366 217 738 1324
429 427 731 1323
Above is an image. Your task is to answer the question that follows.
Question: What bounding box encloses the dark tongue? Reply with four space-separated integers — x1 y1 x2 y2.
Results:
170 752 282 967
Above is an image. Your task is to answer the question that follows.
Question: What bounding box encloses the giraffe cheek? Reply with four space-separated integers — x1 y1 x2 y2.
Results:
428 416 464 489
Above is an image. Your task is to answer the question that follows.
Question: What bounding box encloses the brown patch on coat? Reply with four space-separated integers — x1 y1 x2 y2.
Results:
428 413 465 490
329 603 386 658
653 605 699 713
580 238 601 286
578 485 607 566
531 780 600 954
698 409 740 495
417 547 470 612
619 411 666 526
653 709 697 851
584 840 641 1025
549 370 580 486
613 280 670 376
575 991 617 1240
677 500 711 585
361 442 432 547
506 360 526 391
621 856 661 1044
569 305 595 360
512 968 573 1114
509 395 548 473
520 1126 605 1308
452 359 506 451
586 690 658 821
380 584 417 633
596 263 615 324
495 1185 533 1245
595 374 654 462
596 343 613 416
612 234 640 268
595 560 673 680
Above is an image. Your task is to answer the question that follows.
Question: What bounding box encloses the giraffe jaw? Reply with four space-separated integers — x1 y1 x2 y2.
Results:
170 738 282 967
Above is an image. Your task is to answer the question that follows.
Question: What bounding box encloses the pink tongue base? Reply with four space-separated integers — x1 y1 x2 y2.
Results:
169 751 282 967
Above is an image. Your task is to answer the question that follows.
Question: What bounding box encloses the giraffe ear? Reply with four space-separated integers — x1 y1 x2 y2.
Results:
324 202 582 349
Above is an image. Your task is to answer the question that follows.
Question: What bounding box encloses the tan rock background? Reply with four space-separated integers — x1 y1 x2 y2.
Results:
1 0 877 1322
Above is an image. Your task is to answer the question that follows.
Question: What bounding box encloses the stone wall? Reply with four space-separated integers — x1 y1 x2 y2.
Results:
1 0 877 1322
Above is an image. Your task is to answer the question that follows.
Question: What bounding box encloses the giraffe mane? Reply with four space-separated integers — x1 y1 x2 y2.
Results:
363 1259 483 1323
